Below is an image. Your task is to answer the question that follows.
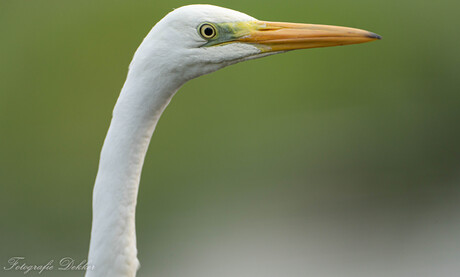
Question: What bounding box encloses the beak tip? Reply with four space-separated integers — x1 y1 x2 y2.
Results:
367 32 382 40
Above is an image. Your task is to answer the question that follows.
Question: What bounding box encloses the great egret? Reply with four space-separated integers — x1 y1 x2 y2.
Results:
85 4 380 277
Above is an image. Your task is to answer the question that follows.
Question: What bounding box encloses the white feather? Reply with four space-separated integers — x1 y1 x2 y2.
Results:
86 5 267 277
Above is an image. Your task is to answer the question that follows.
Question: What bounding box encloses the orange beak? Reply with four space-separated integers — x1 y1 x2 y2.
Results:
237 21 381 52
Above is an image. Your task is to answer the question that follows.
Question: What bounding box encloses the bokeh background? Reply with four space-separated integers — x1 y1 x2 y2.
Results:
1 0 459 276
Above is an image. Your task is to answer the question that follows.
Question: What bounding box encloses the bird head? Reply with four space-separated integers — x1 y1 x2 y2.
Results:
133 5 380 81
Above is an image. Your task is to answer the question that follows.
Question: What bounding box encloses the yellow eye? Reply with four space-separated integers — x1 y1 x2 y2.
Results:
199 23 217 39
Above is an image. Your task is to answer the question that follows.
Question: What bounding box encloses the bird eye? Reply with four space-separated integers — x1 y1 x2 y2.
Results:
199 23 217 39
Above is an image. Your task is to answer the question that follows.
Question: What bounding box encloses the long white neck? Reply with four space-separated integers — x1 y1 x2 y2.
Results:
86 40 185 277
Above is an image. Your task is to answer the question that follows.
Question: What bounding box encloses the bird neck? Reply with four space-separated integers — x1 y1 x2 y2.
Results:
86 51 184 277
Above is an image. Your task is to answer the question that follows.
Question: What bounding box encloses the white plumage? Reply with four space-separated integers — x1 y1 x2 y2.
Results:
86 5 379 277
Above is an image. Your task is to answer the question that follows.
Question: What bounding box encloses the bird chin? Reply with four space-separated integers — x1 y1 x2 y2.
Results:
245 51 286 61
228 50 285 66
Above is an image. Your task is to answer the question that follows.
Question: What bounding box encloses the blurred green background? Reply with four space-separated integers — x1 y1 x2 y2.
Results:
1 0 459 276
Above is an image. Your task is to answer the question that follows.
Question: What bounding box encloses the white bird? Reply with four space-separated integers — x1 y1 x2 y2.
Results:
85 4 380 277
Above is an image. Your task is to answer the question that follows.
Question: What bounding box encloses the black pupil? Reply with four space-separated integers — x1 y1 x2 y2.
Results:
204 27 214 37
